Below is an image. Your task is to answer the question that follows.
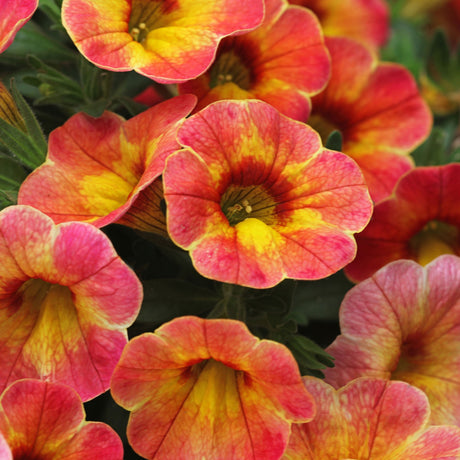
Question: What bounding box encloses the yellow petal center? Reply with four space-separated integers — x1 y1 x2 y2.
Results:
220 185 276 226
409 220 458 266
18 279 77 378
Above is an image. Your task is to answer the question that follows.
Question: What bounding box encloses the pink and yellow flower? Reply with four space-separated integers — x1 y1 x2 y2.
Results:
0 205 142 401
178 0 330 121
283 377 460 459
0 0 38 54
307 37 432 202
325 255 460 425
0 379 123 459
288 0 389 51
18 95 195 228
345 164 460 282
111 315 315 460
163 100 372 288
61 0 265 84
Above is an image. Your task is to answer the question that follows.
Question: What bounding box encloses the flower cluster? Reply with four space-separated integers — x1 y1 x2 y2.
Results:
0 0 459 459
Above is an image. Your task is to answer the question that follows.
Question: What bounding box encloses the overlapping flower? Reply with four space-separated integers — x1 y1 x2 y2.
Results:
0 205 142 401
345 163 460 282
283 377 460 459
111 315 315 460
18 95 195 229
307 36 432 202
325 255 460 425
0 379 123 459
178 0 330 121
61 0 265 83
163 99 372 288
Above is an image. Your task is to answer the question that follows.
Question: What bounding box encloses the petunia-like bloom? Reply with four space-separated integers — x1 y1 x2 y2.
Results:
18 95 196 228
0 379 123 459
283 377 460 459
307 37 432 202
325 256 460 425
345 164 460 282
111 315 315 460
163 100 372 288
178 0 330 121
61 0 265 84
0 0 38 54
288 0 389 51
0 205 142 401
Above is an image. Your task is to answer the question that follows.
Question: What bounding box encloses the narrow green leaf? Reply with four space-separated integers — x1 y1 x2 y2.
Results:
0 118 45 169
10 79 47 154
286 334 335 378
0 190 17 209
0 157 28 188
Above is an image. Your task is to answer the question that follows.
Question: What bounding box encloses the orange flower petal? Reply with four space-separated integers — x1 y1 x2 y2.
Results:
111 316 314 460
0 379 123 459
0 205 142 401
164 100 372 288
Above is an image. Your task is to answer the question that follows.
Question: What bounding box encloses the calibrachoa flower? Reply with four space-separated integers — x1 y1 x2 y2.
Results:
0 379 123 459
0 205 142 401
308 37 432 202
18 95 195 228
326 256 460 425
287 0 389 51
111 316 315 460
163 100 372 288
283 377 460 459
61 0 265 84
178 0 330 121
345 164 460 282
0 0 38 54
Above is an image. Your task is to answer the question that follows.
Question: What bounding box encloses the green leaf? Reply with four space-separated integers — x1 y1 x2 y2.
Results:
0 157 27 209
0 21 75 66
0 190 17 209
38 0 63 25
381 18 427 77
325 129 343 151
0 117 46 169
9 79 47 154
286 334 335 378
412 115 460 166
0 157 28 188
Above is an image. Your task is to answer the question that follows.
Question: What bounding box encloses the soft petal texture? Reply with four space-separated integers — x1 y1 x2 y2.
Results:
18 95 195 228
178 0 330 121
61 0 264 83
0 0 38 53
0 379 123 459
111 316 315 460
0 205 142 401
0 432 11 460
283 377 460 459
308 37 432 202
326 255 460 426
288 0 389 50
345 164 460 282
163 100 372 288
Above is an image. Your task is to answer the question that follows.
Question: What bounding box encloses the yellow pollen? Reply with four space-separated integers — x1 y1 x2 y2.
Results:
139 22 147 29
